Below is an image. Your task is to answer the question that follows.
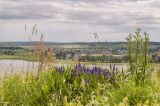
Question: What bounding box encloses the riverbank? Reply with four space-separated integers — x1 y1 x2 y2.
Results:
0 54 35 61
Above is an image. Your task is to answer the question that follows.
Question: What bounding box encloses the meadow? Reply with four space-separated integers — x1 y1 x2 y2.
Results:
0 29 160 106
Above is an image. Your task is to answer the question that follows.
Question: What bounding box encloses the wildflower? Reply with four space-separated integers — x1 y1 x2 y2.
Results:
69 102 74 106
116 67 118 75
85 79 91 84
123 97 129 106
49 48 54 64
110 64 112 70
49 103 53 106
34 46 38 62
63 96 68 106
121 67 124 75
144 99 149 106
118 103 125 106
103 71 108 79
77 100 82 106
113 64 116 71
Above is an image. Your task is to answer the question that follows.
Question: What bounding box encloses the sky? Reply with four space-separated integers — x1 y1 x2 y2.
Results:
0 0 160 42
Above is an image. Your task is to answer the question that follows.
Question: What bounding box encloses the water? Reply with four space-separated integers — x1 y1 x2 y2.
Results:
0 60 127 76
0 60 39 75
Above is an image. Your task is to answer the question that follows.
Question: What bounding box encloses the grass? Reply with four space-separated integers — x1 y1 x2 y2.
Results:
0 63 159 106
0 53 35 61
0 29 160 106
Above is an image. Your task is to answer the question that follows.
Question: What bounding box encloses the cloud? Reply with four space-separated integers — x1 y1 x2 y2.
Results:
0 0 160 42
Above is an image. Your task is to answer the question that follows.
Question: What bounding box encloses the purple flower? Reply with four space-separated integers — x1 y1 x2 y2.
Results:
113 64 116 71
103 71 108 79
116 68 118 75
110 64 112 70
85 79 91 84
59 67 64 74
121 67 124 75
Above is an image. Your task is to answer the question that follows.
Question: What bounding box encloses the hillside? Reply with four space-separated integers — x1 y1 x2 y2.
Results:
0 41 160 49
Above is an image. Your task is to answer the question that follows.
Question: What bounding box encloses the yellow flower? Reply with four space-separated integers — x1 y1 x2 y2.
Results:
123 97 129 106
69 102 74 106
137 102 142 106
144 100 149 106
118 103 125 106
77 100 82 106
63 96 68 106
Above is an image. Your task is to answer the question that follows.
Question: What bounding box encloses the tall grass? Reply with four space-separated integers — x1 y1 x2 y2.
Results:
0 28 160 106
126 28 151 86
0 63 160 105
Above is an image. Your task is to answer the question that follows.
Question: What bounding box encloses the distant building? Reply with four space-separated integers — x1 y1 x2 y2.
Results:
73 49 112 59
66 52 72 59
74 53 86 61
74 54 79 61
83 49 112 55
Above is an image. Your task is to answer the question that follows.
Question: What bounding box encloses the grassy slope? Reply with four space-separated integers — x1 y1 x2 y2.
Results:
0 54 35 61
0 41 160 49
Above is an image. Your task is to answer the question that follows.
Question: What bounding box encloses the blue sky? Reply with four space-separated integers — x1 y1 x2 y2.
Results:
0 0 160 42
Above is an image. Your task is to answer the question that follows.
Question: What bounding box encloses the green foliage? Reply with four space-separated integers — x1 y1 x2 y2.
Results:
0 64 159 106
109 79 153 106
126 28 151 86
0 67 107 105
79 55 126 63
1 28 160 106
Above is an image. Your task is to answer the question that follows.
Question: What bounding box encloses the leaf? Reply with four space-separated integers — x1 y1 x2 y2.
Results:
73 78 78 90
42 84 49 94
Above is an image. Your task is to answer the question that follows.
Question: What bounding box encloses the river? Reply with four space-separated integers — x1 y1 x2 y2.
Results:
0 60 127 76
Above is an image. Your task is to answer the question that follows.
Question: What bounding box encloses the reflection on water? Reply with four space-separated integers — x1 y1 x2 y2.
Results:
0 60 127 76
0 60 39 75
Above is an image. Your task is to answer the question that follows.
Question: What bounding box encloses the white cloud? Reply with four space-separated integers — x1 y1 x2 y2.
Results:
0 0 160 42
